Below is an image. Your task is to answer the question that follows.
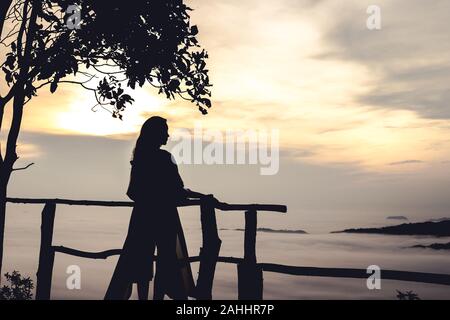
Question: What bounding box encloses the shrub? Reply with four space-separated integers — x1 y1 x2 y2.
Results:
0 271 34 300
396 290 420 300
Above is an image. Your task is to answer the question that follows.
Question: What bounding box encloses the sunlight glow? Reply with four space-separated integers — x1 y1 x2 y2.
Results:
56 88 163 137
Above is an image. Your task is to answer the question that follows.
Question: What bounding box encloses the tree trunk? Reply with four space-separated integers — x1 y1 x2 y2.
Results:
0 0 37 279
0 92 25 281
0 116 17 281
0 0 13 38
0 0 14 282
0 0 15 130
0 179 7 283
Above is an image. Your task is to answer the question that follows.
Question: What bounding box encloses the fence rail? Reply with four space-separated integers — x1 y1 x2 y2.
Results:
6 197 287 212
52 246 450 286
6 197 450 300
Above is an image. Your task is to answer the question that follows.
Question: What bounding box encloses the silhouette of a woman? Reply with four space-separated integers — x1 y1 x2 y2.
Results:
105 116 212 300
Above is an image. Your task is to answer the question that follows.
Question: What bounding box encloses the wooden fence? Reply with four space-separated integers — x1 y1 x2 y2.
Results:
6 197 450 300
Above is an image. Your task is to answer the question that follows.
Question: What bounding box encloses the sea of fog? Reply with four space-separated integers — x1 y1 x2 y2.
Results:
3 203 450 300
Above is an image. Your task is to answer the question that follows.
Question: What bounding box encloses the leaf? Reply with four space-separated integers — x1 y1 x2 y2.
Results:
121 94 134 103
199 106 208 115
5 54 15 68
168 79 180 91
50 81 58 93
203 98 211 108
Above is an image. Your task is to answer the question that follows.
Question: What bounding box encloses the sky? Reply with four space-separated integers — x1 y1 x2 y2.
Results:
2 0 450 230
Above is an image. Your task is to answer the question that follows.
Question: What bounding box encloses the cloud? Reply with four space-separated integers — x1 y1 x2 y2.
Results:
4 0 450 177
0 139 42 161
319 0 450 119
389 160 424 166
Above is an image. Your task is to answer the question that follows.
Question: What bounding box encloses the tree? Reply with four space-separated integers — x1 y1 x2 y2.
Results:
0 0 211 277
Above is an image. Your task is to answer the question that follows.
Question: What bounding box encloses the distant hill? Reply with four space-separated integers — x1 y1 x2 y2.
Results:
412 242 450 250
427 217 450 223
386 215 408 221
333 220 450 237
221 228 308 234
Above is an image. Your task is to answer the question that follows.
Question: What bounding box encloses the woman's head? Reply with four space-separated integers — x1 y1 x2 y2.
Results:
139 116 169 147
132 116 169 162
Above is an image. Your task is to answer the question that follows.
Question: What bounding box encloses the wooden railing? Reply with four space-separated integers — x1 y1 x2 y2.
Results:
6 197 450 300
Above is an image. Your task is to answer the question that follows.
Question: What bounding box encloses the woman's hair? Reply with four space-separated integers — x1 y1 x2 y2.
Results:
131 116 168 164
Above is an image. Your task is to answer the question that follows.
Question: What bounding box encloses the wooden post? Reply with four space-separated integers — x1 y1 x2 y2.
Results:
195 197 222 300
238 209 263 300
36 202 56 300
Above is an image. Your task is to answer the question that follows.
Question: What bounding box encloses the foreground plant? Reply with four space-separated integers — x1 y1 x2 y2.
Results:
396 290 420 300
0 271 34 300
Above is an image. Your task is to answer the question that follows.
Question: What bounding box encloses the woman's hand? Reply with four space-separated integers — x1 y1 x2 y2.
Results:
185 189 220 205
184 188 203 199
200 193 220 206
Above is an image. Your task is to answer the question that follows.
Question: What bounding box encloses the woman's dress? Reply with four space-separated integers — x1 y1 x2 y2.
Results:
104 149 195 299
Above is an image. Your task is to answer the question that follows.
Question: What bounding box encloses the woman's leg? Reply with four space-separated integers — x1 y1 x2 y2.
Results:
137 281 150 300
154 228 187 300
153 268 165 300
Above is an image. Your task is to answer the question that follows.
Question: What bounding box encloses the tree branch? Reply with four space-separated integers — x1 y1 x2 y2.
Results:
15 0 29 65
0 23 20 47
33 78 97 92
12 162 34 171
91 65 125 75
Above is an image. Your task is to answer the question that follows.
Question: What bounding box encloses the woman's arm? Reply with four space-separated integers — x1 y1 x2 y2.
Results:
184 189 218 203
184 188 207 199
